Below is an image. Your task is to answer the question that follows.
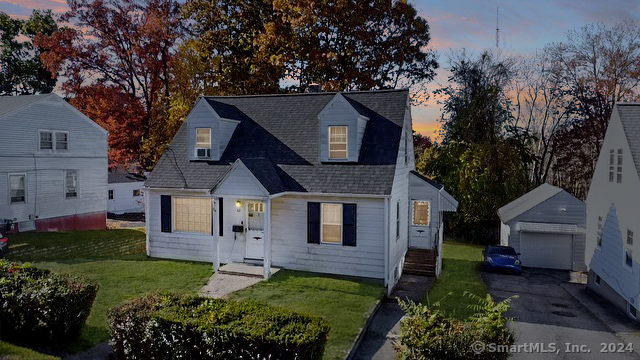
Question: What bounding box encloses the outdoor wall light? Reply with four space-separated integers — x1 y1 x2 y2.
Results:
236 200 242 208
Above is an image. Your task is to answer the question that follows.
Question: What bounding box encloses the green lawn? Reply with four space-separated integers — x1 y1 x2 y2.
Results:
228 270 384 360
4 229 212 355
0 341 61 360
425 242 488 320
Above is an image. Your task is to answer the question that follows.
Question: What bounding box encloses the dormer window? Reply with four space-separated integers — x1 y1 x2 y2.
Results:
196 128 211 158
329 126 347 159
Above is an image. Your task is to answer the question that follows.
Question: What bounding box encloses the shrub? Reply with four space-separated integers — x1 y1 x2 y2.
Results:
109 293 330 360
0 260 98 344
397 293 515 360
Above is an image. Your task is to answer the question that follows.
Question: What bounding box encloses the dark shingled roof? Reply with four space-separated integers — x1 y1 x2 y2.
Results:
617 103 640 174
108 168 146 184
410 170 443 190
146 89 409 195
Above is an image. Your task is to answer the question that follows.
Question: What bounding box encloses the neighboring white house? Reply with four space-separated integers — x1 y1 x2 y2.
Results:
108 168 145 214
144 90 457 293
0 94 108 233
497 183 586 271
586 103 640 320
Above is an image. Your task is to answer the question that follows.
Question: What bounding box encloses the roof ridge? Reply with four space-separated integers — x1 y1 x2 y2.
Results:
203 89 409 100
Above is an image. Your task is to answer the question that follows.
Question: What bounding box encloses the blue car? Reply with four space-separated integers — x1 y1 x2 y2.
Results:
483 245 522 275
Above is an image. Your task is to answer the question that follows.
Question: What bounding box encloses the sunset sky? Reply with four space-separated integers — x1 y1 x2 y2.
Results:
2 0 639 141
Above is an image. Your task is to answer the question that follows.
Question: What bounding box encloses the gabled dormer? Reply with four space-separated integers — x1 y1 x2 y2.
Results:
187 98 240 161
317 93 369 162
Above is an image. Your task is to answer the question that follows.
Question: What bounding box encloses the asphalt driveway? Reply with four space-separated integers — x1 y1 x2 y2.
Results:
483 268 640 359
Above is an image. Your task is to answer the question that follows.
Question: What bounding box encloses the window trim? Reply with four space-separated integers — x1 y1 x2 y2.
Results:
8 173 27 205
629 303 637 319
55 131 69 151
328 126 348 160
195 128 212 158
624 247 633 269
320 203 343 244
172 196 213 235
64 170 78 199
597 216 603 248
412 200 431 226
396 200 400 240
39 130 69 152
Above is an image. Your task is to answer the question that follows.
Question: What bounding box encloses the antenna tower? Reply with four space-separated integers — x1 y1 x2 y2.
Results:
496 7 499 48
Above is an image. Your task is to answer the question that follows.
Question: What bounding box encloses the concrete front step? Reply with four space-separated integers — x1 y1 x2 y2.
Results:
217 263 281 278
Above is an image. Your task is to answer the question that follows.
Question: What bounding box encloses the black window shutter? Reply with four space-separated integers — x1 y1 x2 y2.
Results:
343 204 357 246
308 202 320 244
218 198 224 236
160 195 171 233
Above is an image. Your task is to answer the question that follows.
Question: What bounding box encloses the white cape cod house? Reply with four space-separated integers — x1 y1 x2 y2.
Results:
0 94 108 233
144 90 457 293
586 103 640 320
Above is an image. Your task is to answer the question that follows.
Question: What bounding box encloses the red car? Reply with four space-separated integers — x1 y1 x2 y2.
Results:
0 233 8 258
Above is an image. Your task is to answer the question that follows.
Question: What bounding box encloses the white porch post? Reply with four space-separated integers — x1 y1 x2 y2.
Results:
213 197 220 272
263 196 272 279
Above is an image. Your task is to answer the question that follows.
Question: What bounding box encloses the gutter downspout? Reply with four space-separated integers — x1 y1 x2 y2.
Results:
144 189 151 256
263 196 272 279
383 196 390 295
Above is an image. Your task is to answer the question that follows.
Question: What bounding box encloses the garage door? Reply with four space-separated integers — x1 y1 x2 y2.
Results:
519 232 572 270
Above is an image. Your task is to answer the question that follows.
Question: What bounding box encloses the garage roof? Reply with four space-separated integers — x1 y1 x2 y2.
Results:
497 183 563 223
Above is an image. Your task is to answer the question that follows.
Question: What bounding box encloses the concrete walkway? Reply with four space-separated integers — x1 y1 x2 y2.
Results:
200 263 280 298
351 274 435 360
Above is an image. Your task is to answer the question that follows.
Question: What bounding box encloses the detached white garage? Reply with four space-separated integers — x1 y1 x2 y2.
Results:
498 184 586 271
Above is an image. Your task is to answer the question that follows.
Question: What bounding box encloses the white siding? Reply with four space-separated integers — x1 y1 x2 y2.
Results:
318 94 366 162
586 109 640 270
0 95 108 226
187 100 219 161
145 189 215 262
108 181 145 214
270 195 385 279
213 162 268 197
387 105 413 287
586 106 640 306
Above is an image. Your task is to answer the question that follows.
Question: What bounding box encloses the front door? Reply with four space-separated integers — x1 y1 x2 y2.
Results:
245 202 265 259
409 200 432 249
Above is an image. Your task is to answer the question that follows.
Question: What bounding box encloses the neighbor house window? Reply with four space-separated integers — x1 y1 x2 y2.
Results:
108 190 114 200
55 132 68 150
609 149 615 182
404 134 409 165
329 126 348 159
40 131 53 150
629 303 637 319
174 197 212 234
617 149 623 183
133 189 141 197
597 216 603 247
65 170 78 198
625 248 633 268
628 229 634 246
412 201 430 225
40 130 68 151
595 274 601 285
9 174 26 204
321 203 342 243
196 128 211 157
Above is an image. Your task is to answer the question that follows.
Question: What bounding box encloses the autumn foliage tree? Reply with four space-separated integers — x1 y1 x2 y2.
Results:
0 10 57 95
35 0 182 169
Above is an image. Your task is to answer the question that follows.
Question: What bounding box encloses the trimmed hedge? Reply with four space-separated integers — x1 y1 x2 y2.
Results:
398 294 515 360
109 293 330 360
0 260 98 344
